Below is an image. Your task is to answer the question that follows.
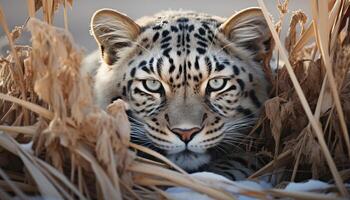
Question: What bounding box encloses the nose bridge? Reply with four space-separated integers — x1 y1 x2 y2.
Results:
168 94 204 129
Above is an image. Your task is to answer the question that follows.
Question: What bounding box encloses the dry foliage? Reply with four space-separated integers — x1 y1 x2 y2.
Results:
0 0 350 199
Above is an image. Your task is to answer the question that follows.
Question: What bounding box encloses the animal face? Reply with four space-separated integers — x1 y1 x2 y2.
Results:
91 8 272 171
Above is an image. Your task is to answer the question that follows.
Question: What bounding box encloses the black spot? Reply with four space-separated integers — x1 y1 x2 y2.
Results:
197 48 206 54
177 35 181 43
169 65 176 73
130 68 136 77
161 36 172 43
149 57 155 73
187 61 192 69
232 65 240 75
142 38 148 43
164 114 170 122
163 48 172 57
122 86 127 96
198 27 206 35
138 60 147 68
188 24 195 32
127 80 133 90
205 56 212 74
186 34 190 42
162 30 170 37
157 58 163 76
171 26 179 32
201 22 210 30
194 56 200 70
177 51 181 56
179 23 184 30
152 25 162 30
177 17 189 23
194 33 208 42
141 66 150 74
152 32 160 42
169 58 174 64
236 79 245 90
222 59 230 65
248 73 253 82
215 64 225 72
179 64 183 74
197 41 207 48
161 43 170 49
249 90 261 107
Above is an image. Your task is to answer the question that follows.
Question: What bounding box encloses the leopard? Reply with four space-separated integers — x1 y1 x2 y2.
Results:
89 7 273 180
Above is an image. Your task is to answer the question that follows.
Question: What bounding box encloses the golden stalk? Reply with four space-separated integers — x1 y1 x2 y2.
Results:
257 0 348 196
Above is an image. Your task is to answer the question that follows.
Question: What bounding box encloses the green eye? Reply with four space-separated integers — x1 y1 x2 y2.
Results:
208 78 227 91
143 79 163 92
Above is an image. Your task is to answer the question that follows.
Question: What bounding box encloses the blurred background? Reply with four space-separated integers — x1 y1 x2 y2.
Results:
0 0 311 54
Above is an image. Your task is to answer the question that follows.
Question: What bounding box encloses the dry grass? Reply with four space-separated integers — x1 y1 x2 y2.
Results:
0 0 350 199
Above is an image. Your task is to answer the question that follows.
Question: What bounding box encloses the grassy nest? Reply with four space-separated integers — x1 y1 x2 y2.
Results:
0 0 350 199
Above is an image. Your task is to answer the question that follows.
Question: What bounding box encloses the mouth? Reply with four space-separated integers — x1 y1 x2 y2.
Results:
167 150 210 171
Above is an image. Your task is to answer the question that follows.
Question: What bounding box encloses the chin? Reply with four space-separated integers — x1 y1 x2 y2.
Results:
167 150 210 171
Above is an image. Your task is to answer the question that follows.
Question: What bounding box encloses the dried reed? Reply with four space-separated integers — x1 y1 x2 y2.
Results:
0 0 349 199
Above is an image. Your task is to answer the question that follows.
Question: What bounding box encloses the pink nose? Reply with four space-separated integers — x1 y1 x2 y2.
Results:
172 127 201 142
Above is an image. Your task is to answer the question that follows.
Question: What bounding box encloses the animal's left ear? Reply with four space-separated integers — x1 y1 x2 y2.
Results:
91 9 141 65
219 7 273 62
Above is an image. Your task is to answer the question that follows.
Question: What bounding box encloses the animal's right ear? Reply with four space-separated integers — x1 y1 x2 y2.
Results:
91 9 141 65
219 7 273 63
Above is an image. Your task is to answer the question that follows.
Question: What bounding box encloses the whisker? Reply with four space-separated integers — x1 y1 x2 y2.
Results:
221 138 261 147
216 140 244 152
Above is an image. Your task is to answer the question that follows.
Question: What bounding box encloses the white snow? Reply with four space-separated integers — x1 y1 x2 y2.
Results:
19 141 33 154
166 172 337 200
166 172 270 200
284 179 331 192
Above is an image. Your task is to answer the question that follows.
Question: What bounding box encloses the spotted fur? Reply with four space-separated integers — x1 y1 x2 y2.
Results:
90 8 272 180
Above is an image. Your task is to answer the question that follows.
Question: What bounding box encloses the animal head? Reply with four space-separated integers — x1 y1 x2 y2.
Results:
90 8 272 171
